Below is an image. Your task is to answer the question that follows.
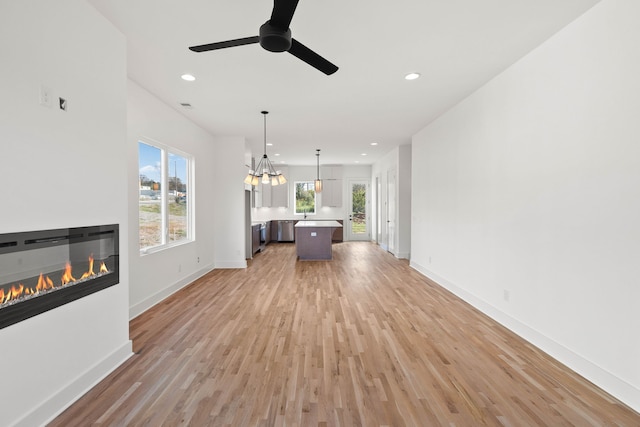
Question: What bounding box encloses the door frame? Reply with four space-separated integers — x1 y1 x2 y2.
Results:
386 168 396 254
375 175 381 244
346 179 370 241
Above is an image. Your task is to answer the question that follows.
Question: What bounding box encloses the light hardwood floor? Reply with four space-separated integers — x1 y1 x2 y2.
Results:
50 242 639 426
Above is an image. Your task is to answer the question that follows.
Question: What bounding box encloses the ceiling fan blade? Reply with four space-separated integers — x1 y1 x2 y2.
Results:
189 36 259 52
270 0 300 30
288 39 339 75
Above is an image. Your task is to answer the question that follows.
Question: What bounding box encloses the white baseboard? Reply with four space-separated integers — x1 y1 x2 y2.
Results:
214 260 248 269
129 265 215 319
409 261 640 413
13 341 133 427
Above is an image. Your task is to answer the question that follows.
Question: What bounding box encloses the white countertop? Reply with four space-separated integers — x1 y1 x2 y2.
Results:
295 220 342 228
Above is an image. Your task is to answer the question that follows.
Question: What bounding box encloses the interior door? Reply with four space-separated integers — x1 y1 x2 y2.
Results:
375 176 381 244
386 169 396 254
347 180 370 241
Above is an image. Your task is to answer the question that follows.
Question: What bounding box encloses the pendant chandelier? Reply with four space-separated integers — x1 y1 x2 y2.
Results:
314 149 322 193
244 111 286 186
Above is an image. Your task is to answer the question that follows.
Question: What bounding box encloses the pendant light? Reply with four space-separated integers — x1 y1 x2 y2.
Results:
314 149 322 193
244 111 287 186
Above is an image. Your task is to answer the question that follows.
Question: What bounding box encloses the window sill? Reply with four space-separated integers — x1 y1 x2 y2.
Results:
140 239 193 256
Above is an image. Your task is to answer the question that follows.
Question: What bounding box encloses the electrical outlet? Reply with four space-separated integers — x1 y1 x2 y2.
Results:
178 264 182 273
197 257 200 263
503 289 510 302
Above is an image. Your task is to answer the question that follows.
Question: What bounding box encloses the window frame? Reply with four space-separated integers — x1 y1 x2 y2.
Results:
294 181 316 216
138 139 194 254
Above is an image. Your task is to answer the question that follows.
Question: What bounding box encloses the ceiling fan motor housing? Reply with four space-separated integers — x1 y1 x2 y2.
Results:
259 21 292 52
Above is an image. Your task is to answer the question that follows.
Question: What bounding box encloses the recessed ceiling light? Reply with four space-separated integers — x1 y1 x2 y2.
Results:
181 74 196 81
361 153 367 156
405 72 421 81
370 142 378 146
274 153 280 156
355 160 360 163
266 143 273 146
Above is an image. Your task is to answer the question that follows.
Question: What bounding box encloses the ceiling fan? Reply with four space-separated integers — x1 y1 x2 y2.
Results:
188 0 338 75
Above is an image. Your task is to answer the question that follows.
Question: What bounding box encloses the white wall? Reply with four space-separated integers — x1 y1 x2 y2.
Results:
411 0 640 411
127 82 247 317
213 136 250 268
0 1 132 425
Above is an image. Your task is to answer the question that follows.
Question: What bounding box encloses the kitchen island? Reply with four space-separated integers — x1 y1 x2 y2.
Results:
295 220 343 260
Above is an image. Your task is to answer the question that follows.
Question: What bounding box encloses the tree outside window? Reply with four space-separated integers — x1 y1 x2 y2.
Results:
351 183 367 233
295 181 315 215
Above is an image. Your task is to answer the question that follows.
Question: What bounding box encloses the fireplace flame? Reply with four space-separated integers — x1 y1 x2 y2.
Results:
1 256 110 306
36 273 55 291
61 262 76 285
10 284 24 301
1 284 25 304
80 255 96 280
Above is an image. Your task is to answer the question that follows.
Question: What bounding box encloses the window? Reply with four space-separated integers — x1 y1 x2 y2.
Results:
138 141 193 252
295 181 316 215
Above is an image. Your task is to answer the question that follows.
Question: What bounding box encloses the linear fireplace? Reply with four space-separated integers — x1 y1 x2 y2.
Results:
0 224 119 329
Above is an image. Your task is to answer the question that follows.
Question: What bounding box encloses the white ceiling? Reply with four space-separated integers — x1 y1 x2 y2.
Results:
88 0 600 166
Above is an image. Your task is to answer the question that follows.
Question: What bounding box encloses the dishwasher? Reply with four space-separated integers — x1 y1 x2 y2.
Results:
277 220 295 242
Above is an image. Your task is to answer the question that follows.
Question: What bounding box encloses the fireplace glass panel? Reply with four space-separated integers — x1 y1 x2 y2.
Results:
0 224 119 329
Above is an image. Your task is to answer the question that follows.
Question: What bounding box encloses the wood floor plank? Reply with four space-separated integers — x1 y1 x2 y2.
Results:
49 242 639 426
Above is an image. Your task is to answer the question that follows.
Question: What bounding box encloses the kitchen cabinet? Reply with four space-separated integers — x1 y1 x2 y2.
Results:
270 183 288 207
295 220 342 260
253 183 271 208
332 220 344 242
270 220 279 241
270 166 289 207
321 165 343 180
255 167 289 207
261 182 272 207
320 165 342 207
321 179 342 207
